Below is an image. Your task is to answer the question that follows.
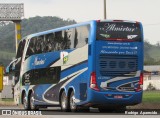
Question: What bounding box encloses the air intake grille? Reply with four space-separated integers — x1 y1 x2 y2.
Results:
99 55 138 76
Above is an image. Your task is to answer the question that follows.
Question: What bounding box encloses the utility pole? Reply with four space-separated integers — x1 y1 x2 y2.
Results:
104 0 107 19
14 20 22 52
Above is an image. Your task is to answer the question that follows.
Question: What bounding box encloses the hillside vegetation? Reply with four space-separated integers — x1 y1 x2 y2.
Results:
144 41 160 65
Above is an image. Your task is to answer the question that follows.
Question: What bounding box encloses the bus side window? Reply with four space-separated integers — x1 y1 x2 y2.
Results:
45 33 54 52
63 30 72 50
75 26 89 48
16 40 26 58
16 41 22 58
74 28 78 48
15 39 26 81
54 31 63 51
25 38 36 59
47 67 61 83
36 36 43 54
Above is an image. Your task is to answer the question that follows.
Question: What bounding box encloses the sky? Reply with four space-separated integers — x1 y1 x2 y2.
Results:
0 0 160 44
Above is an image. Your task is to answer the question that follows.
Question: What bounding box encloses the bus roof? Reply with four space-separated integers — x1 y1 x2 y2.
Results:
26 20 94 40
23 19 142 41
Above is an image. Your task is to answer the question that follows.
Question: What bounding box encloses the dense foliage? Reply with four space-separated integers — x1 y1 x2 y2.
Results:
144 41 160 65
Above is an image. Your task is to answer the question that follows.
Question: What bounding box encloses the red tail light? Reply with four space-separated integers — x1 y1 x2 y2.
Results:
96 20 101 22
90 72 100 91
136 72 143 92
139 72 143 85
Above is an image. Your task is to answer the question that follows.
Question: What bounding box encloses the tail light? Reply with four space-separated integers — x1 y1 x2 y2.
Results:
136 72 143 92
96 20 101 22
90 72 100 91
139 72 143 85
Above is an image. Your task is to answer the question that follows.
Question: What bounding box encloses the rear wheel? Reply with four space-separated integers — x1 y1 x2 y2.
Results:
30 92 39 110
69 91 90 112
60 91 69 112
69 91 78 112
23 93 30 110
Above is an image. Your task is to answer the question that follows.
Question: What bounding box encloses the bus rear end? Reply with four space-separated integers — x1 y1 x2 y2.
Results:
88 20 143 109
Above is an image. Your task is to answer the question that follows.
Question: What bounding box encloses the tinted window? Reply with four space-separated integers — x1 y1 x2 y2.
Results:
35 36 44 54
54 31 68 51
74 25 89 48
46 25 89 51
43 25 89 52
25 25 90 58
96 22 141 41
26 38 36 59
16 40 26 58
45 33 55 52
22 67 61 85
15 39 26 78
62 29 73 49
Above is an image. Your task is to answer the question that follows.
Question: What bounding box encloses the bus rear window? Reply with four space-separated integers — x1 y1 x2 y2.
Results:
96 22 141 41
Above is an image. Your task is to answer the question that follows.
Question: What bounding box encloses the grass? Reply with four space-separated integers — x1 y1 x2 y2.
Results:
1 98 14 102
0 98 14 106
142 90 160 103
0 51 15 59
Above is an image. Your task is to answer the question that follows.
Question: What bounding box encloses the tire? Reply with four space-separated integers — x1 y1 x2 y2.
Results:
23 93 31 110
60 91 69 112
30 92 39 110
69 91 78 112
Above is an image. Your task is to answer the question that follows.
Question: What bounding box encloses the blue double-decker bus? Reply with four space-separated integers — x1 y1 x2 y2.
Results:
7 20 143 112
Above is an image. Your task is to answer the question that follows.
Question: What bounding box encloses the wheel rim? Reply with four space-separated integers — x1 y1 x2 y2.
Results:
61 92 67 109
30 94 35 109
23 95 27 109
70 94 76 110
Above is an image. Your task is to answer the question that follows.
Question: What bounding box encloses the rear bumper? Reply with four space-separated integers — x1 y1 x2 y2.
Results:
84 89 142 107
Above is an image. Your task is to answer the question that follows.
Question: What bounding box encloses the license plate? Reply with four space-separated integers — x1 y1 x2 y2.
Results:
114 95 123 99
